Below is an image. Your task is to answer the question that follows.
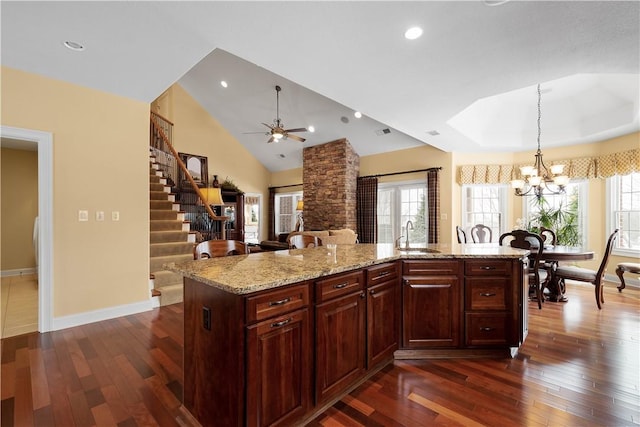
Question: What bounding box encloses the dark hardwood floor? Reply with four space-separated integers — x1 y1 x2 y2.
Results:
2 280 638 426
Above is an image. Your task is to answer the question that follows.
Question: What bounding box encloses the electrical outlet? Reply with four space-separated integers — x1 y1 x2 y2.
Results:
112 211 120 221
96 211 105 221
78 210 89 222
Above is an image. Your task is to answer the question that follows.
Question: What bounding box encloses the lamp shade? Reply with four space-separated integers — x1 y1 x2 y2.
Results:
296 200 304 211
201 187 224 206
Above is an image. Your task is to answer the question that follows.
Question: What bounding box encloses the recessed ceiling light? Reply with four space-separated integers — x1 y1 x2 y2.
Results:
354 111 362 119
404 27 423 40
63 41 85 51
220 81 228 88
308 125 315 132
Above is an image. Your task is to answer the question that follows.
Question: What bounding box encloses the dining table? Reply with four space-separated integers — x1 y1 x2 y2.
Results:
539 245 595 302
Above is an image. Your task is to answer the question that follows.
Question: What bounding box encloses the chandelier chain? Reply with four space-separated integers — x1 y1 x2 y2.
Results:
537 84 541 151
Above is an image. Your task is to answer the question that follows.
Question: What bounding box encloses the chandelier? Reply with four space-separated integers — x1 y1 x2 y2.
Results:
511 84 568 198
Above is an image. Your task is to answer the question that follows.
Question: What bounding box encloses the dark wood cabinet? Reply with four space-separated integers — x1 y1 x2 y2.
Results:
366 262 399 368
315 271 366 404
246 308 311 427
401 260 461 348
464 259 523 348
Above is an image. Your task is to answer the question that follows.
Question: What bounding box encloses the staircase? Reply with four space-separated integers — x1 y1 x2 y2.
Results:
149 150 195 306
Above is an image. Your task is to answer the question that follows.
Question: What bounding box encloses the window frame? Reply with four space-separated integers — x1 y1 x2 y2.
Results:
461 184 509 242
607 173 640 258
377 180 428 245
274 191 303 236
243 193 261 244
521 179 588 248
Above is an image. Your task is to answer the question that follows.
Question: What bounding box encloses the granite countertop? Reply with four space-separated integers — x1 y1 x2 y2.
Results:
164 243 528 295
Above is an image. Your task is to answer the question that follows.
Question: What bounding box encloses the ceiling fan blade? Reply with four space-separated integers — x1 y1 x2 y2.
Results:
287 134 306 142
262 123 275 130
284 127 308 133
242 131 268 134
267 136 276 143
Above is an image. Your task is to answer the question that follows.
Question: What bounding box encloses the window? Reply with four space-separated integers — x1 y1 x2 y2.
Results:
274 192 303 236
377 181 427 245
608 172 640 256
244 194 261 244
523 181 587 247
461 185 508 242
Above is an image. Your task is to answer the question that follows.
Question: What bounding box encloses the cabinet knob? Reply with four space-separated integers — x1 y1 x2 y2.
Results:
481 266 495 270
480 293 496 297
360 292 366 299
369 289 375 295
480 327 494 332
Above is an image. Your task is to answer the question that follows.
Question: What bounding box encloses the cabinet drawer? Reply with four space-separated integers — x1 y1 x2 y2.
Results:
316 270 364 303
465 278 509 311
465 313 509 346
465 260 511 277
402 260 459 276
367 262 399 286
246 283 310 324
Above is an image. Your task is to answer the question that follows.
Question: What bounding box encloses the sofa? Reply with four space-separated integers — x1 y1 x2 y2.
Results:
259 228 358 251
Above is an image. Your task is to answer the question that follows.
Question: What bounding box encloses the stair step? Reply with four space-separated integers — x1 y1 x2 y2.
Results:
150 200 177 210
155 283 183 306
149 175 167 185
151 220 188 232
151 230 190 243
150 241 195 257
150 270 185 287
150 191 175 201
149 182 170 192
150 254 194 273
150 210 184 221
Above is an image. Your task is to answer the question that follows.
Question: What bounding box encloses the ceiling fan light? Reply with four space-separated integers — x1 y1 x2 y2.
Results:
273 132 284 140
404 26 423 40
308 126 315 133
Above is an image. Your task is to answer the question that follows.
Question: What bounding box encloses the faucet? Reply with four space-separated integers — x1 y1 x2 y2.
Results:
404 220 414 248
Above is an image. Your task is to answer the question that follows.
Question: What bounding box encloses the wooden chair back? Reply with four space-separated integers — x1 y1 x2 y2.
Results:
194 240 249 259
456 226 467 244
539 227 557 245
287 234 320 249
499 229 545 309
470 224 492 243
554 229 619 309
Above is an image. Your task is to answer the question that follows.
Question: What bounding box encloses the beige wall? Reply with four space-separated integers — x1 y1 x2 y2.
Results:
1 67 150 317
1 148 38 270
153 85 273 241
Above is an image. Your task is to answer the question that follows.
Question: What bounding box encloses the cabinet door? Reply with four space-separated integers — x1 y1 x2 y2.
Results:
246 309 311 427
367 279 399 368
316 291 366 404
402 276 460 348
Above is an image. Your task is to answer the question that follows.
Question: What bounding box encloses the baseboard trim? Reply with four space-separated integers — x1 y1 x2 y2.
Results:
605 272 639 289
1 268 37 277
52 299 154 331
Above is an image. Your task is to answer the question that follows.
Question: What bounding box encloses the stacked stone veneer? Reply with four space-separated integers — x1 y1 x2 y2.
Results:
303 138 359 231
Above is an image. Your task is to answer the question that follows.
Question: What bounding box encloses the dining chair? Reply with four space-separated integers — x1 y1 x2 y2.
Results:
553 229 619 309
499 230 546 309
539 227 557 246
287 234 321 249
470 224 492 243
456 226 467 244
194 239 249 259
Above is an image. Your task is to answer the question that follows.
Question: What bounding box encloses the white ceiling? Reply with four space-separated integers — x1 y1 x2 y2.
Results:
2 1 638 171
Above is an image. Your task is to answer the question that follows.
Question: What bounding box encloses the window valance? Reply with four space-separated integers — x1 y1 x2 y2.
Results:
458 148 639 185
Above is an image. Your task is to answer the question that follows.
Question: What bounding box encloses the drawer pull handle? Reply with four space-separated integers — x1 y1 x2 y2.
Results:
480 293 496 297
269 297 291 307
271 318 292 328
480 327 494 332
333 283 349 289
377 271 391 278
481 266 495 270
370 289 375 295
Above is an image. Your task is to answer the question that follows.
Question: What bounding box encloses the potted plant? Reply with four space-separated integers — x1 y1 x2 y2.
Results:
525 189 581 246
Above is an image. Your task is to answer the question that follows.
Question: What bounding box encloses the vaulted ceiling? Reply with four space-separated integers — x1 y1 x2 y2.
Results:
2 1 638 171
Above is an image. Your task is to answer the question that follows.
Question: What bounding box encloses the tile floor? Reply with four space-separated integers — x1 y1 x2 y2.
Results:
0 274 38 338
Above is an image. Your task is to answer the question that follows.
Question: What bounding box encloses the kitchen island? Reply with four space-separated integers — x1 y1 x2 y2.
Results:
167 243 529 427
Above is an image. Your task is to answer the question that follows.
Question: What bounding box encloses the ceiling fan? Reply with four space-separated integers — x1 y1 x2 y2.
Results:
246 85 308 143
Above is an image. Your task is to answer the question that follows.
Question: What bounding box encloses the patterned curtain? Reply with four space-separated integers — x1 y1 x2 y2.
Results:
356 176 378 243
268 187 276 241
458 148 639 184
427 169 440 244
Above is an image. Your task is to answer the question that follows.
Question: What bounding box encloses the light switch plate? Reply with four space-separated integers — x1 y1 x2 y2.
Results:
96 211 105 221
112 211 120 221
78 210 89 222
